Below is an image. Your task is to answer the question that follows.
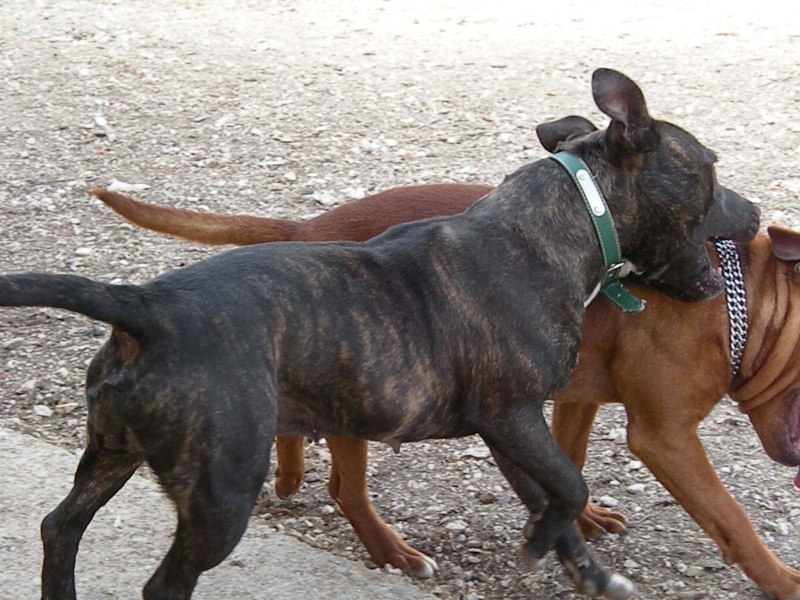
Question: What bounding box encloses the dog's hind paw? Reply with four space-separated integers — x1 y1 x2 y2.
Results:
601 573 634 599
410 554 438 579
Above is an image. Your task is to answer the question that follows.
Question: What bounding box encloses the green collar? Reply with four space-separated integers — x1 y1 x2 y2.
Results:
550 151 646 313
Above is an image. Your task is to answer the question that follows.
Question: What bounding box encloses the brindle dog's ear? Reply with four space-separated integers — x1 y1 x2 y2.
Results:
592 68 659 153
768 226 800 261
535 116 598 153
113 330 140 366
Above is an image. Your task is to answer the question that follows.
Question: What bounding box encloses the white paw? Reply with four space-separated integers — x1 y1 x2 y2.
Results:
411 554 438 579
602 573 634 599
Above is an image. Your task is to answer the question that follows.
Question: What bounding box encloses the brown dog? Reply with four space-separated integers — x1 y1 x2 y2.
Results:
551 227 800 600
93 188 800 598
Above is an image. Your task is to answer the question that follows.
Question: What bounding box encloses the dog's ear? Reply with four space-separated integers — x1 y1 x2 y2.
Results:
592 68 659 153
768 226 800 261
536 116 598 153
113 330 140 366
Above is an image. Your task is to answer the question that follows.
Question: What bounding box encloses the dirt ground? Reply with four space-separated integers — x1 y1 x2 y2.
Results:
1 1 799 598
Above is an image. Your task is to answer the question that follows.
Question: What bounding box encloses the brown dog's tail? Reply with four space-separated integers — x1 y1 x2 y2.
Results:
91 189 298 245
0 273 147 335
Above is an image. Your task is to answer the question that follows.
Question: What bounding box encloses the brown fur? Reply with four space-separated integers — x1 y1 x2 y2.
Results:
94 184 492 245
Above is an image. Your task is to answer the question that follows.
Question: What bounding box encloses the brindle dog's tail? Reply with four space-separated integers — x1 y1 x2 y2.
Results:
0 273 147 335
91 189 298 246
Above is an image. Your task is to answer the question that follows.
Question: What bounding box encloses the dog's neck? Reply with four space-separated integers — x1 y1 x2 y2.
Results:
729 237 800 413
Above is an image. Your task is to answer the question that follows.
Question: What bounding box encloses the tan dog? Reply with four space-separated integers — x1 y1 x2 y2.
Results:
94 188 800 598
551 227 800 600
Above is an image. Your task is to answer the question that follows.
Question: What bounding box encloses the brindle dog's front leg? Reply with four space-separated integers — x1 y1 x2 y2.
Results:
480 408 633 599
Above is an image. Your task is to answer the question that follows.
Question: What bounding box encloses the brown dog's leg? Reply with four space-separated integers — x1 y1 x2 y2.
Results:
274 435 306 499
626 404 800 600
325 435 437 578
551 401 628 537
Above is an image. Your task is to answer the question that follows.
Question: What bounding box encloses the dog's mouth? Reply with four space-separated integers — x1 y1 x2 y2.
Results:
784 393 800 492
636 261 724 303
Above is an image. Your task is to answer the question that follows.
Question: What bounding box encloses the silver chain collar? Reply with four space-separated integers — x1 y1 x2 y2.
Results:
715 240 748 377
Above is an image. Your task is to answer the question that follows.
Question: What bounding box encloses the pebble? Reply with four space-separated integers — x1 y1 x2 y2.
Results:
445 520 468 534
461 445 491 459
598 495 619 508
2 338 24 350
627 483 647 495
33 405 53 418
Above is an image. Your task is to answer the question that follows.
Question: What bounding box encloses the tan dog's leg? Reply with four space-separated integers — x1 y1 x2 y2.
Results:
326 435 438 578
551 401 628 537
626 402 800 600
274 435 306 499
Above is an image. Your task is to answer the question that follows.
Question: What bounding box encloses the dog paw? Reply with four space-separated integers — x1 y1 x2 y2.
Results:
408 554 438 579
518 542 547 572
577 502 628 539
273 468 303 500
380 543 438 578
600 573 634 599
771 565 800 600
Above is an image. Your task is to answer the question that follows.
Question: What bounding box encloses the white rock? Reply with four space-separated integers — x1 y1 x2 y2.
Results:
445 519 468 534
627 483 647 495
460 445 491 459
107 179 151 193
33 404 53 418
54 402 80 415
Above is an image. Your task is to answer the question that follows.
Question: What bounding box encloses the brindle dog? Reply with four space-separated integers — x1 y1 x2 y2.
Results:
0 69 753 599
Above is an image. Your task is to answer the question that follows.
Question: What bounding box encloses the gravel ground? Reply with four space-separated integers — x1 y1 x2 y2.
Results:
1 1 799 599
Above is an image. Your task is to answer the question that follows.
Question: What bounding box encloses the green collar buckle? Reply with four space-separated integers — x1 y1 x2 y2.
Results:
550 151 646 313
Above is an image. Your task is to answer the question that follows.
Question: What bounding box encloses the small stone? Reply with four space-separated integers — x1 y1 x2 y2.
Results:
311 190 337 206
598 495 619 508
461 445 491 459
445 519 468 534
684 565 704 577
2 338 24 350
383 564 403 576
33 404 53 418
17 380 36 393
623 559 639 569
107 179 150 193
54 403 80 415
627 483 646 495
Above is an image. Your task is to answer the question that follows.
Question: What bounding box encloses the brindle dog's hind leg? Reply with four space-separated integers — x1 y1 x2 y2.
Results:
142 425 274 600
480 408 633 599
41 441 142 600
